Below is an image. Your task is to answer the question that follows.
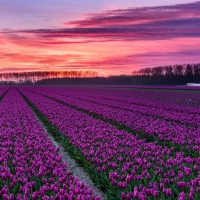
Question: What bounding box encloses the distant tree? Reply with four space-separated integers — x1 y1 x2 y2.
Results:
164 65 173 77
174 64 184 76
185 64 193 83
193 64 200 82
140 68 152 76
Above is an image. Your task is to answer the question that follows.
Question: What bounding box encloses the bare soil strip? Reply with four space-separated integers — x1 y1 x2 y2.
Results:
28 99 106 200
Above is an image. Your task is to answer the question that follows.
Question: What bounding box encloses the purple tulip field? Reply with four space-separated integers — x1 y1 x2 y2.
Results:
1 86 200 200
0 88 101 200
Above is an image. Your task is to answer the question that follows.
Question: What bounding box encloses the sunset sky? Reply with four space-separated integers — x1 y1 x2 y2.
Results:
0 0 200 75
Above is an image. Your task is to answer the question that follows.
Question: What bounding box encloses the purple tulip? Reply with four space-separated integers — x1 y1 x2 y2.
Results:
12 86 200 199
0 88 101 200
2 194 9 200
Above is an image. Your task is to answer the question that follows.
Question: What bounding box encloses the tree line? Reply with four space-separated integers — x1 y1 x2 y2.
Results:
132 63 200 85
35 63 200 85
0 63 200 85
0 70 98 84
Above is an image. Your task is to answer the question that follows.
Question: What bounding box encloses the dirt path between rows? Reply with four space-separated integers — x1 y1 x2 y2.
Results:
32 110 106 200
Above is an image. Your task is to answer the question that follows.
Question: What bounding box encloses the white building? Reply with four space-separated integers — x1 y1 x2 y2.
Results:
186 83 200 86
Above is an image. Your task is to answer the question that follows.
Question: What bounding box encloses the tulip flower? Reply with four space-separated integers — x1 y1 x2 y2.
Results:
0 88 101 200
16 86 200 199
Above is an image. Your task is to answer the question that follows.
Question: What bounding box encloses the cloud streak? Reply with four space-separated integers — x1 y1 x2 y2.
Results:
3 2 200 40
66 1 200 27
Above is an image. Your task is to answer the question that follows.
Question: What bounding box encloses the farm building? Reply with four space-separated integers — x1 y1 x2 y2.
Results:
186 83 200 86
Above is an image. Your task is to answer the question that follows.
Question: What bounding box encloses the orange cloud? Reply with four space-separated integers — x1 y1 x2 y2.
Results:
1 1 200 74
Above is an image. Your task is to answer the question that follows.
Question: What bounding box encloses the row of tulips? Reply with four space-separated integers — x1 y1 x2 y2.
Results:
32 86 200 113
75 86 200 110
0 87 10 100
0 88 101 200
19 87 200 200
28 86 200 127
102 85 200 91
59 88 200 127
77 87 200 113
25 87 200 155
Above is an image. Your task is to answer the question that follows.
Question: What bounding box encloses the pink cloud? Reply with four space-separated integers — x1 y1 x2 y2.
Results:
1 2 200 74
65 1 200 28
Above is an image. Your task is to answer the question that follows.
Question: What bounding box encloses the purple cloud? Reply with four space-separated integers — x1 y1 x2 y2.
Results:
5 1 200 41
66 1 200 28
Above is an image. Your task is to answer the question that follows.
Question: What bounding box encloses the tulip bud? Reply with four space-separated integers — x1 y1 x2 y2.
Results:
2 194 9 200
32 192 39 200
121 192 126 199
10 194 14 200
153 190 158 197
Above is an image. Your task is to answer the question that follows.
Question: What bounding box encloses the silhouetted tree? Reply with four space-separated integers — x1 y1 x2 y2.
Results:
0 63 200 85
185 64 193 82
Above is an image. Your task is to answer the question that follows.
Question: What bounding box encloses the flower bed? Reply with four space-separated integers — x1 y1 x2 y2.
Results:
0 88 100 200
19 87 200 199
